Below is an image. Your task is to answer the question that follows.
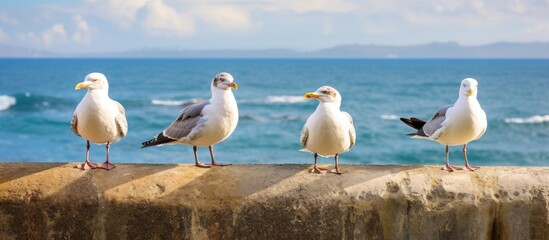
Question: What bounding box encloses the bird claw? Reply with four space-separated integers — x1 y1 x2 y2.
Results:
80 162 98 170
310 167 327 174
328 168 346 175
443 165 463 172
98 162 116 171
195 162 212 168
465 165 480 171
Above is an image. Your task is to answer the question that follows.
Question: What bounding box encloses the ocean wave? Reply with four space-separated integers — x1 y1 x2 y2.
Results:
504 115 549 124
151 98 203 106
0 95 17 111
380 114 400 120
240 114 300 122
0 93 70 111
265 95 308 103
239 95 308 104
240 114 268 123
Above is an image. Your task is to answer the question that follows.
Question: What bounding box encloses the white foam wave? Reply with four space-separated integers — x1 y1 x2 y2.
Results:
0 95 16 111
151 99 185 106
264 95 308 103
151 98 202 106
381 114 400 120
504 115 549 124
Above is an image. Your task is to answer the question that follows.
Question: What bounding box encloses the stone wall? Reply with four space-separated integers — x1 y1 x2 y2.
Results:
1 163 548 240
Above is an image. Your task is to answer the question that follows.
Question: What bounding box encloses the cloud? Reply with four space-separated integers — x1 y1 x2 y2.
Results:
322 20 333 35
525 22 549 35
0 11 18 26
16 32 36 44
266 0 358 13
434 0 465 13
3 0 549 52
13 16 92 49
42 24 68 46
139 0 194 37
0 27 9 43
193 5 251 30
72 15 91 44
361 21 396 34
105 0 150 27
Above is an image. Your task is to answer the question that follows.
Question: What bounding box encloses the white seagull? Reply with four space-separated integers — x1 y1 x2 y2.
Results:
71 72 128 170
301 86 356 174
400 78 487 171
141 72 238 168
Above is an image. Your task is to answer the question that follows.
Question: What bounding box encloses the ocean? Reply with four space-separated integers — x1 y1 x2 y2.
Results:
1 59 548 167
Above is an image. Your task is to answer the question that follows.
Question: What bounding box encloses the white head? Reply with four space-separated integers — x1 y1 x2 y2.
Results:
459 78 479 98
304 86 342 106
211 72 238 91
75 72 109 91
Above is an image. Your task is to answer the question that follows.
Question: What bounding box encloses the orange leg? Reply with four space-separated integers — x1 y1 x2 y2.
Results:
443 145 463 172
463 144 480 171
311 153 327 173
329 154 346 174
99 142 116 170
209 145 231 166
80 141 98 170
194 146 211 168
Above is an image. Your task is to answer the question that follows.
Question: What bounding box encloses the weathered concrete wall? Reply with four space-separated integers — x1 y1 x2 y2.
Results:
0 163 548 240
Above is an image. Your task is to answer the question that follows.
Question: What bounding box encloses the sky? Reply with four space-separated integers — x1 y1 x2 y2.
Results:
1 0 549 54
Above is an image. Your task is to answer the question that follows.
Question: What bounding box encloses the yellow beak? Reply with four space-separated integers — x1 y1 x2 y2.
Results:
466 89 474 96
304 92 319 98
230 82 238 90
75 82 89 90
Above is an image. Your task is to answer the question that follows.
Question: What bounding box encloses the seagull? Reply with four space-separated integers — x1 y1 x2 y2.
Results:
300 86 356 174
71 72 128 170
400 78 487 172
141 72 238 168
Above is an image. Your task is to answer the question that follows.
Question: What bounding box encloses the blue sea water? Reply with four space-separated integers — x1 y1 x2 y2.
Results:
1 59 548 166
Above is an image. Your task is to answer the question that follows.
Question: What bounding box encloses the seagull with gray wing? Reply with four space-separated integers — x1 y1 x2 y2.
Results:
71 72 128 170
301 86 356 174
141 72 238 168
400 78 487 172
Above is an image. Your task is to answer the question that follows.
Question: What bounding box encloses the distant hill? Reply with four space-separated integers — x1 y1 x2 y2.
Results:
1 42 549 58
310 42 549 58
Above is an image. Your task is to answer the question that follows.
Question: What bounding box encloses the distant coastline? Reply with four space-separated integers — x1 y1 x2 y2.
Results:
2 41 549 59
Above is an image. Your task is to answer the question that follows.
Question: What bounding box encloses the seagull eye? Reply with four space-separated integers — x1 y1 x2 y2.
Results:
462 84 466 87
321 90 328 94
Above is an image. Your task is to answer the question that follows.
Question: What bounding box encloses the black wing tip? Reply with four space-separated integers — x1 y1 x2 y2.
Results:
400 116 426 130
141 132 175 149
400 117 416 129
140 142 150 149
410 117 424 122
140 139 155 149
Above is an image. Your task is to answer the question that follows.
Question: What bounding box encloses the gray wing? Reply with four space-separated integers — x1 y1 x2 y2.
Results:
300 125 308 148
422 104 453 137
164 100 209 139
70 114 80 136
342 112 356 149
114 100 128 138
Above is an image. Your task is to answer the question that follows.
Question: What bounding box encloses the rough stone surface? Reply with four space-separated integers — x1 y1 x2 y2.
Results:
1 163 548 240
